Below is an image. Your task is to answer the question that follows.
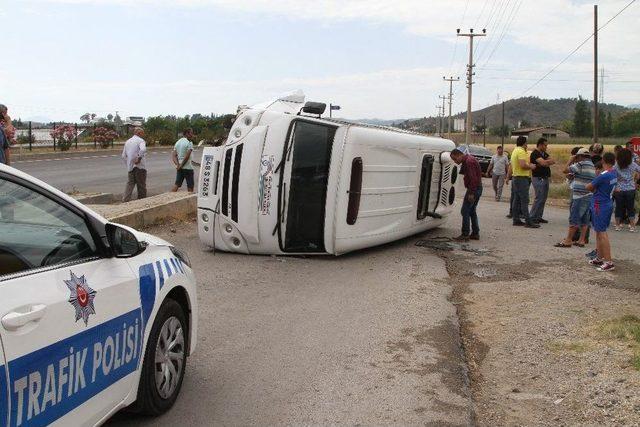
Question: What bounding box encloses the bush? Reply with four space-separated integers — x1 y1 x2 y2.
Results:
50 125 77 151
93 126 119 148
16 133 35 145
147 129 176 146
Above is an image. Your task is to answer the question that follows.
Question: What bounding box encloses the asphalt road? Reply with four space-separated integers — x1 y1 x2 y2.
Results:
11 149 201 197
109 221 473 425
107 186 640 425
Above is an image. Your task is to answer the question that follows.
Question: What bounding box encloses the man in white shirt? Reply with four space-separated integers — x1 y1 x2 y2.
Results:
121 127 147 202
486 145 510 201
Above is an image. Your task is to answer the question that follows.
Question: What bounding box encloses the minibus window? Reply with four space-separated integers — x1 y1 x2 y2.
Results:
346 157 363 225
417 155 434 220
221 149 233 217
283 121 336 252
231 144 243 222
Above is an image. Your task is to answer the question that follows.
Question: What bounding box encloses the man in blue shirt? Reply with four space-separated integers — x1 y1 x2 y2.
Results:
172 128 195 193
586 152 617 272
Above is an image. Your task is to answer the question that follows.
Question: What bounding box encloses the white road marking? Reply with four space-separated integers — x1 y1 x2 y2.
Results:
13 151 173 164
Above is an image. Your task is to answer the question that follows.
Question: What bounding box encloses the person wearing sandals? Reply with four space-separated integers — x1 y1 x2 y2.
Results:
555 148 595 248
613 148 640 232
586 153 617 272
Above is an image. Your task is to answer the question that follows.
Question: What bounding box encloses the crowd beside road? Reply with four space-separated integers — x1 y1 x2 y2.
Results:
451 136 640 272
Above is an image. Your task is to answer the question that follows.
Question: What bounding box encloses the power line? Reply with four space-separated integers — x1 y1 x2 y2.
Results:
520 0 637 96
482 0 523 67
449 0 472 73
475 0 510 64
473 0 491 28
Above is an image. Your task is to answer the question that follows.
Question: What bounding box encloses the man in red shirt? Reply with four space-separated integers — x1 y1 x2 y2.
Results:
451 148 483 241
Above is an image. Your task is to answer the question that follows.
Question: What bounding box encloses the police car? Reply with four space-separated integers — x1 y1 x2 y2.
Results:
0 163 197 426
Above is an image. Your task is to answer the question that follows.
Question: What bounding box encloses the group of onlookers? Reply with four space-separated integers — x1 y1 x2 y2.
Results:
452 135 639 272
121 127 196 201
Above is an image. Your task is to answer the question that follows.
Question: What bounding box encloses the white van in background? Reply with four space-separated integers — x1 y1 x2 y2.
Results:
197 92 458 255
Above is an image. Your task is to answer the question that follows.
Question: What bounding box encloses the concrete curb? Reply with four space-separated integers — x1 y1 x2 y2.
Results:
74 193 116 205
88 192 196 228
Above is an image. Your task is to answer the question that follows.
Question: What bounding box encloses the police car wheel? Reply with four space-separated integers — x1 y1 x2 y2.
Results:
134 298 187 415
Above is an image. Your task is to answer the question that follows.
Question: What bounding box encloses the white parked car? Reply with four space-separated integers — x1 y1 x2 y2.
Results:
0 164 197 426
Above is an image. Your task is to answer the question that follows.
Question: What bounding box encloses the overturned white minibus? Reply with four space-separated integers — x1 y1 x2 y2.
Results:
197 93 458 255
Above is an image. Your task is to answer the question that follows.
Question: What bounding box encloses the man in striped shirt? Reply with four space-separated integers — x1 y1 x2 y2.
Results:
555 148 596 247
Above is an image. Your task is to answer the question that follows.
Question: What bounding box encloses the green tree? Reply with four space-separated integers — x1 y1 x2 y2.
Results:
573 96 591 137
560 119 574 134
613 110 640 137
490 125 510 137
604 112 613 137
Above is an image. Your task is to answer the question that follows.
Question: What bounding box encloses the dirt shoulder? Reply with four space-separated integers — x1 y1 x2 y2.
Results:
421 198 640 425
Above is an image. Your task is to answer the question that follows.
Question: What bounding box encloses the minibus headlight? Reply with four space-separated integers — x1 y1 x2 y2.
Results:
234 129 242 138
224 224 233 233
201 213 209 222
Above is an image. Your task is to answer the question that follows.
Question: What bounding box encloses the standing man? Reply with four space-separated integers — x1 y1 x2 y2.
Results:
122 127 147 202
450 148 483 241
487 145 509 201
510 136 540 228
529 138 555 224
0 104 13 166
172 128 195 193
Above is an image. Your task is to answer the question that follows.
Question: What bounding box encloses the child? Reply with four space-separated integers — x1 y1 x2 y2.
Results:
586 152 617 271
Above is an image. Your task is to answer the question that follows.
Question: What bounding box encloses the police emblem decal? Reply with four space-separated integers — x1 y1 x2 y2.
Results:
64 272 97 326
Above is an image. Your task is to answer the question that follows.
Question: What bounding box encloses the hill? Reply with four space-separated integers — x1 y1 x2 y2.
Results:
398 97 630 133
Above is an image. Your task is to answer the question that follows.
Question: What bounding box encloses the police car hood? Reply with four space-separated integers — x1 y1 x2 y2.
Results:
135 231 173 247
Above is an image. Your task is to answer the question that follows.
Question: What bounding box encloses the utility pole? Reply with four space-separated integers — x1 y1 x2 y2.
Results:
482 115 486 147
443 76 460 140
593 4 599 143
439 95 447 137
501 101 505 149
457 28 486 145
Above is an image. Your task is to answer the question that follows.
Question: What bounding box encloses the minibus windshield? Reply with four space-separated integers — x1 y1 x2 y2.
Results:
282 121 336 252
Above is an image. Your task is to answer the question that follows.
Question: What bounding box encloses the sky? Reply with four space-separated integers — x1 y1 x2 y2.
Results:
2 0 639 122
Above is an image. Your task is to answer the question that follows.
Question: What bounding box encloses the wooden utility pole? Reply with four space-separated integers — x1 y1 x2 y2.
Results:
439 95 447 136
443 76 460 139
593 4 599 143
457 28 487 145
501 101 505 149
483 115 486 146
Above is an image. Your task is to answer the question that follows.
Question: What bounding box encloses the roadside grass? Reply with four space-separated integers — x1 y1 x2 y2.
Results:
548 182 570 200
546 340 592 353
596 315 640 371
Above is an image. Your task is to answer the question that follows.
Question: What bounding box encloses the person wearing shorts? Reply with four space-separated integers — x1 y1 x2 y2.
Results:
172 128 195 193
586 153 617 271
555 148 595 247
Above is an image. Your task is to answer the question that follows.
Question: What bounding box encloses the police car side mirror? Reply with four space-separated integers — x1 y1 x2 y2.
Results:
105 223 144 258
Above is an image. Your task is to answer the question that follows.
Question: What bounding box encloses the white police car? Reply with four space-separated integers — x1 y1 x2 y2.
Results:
0 163 198 426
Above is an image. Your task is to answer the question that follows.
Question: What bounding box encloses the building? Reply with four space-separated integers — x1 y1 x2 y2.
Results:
510 126 570 140
454 118 465 132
